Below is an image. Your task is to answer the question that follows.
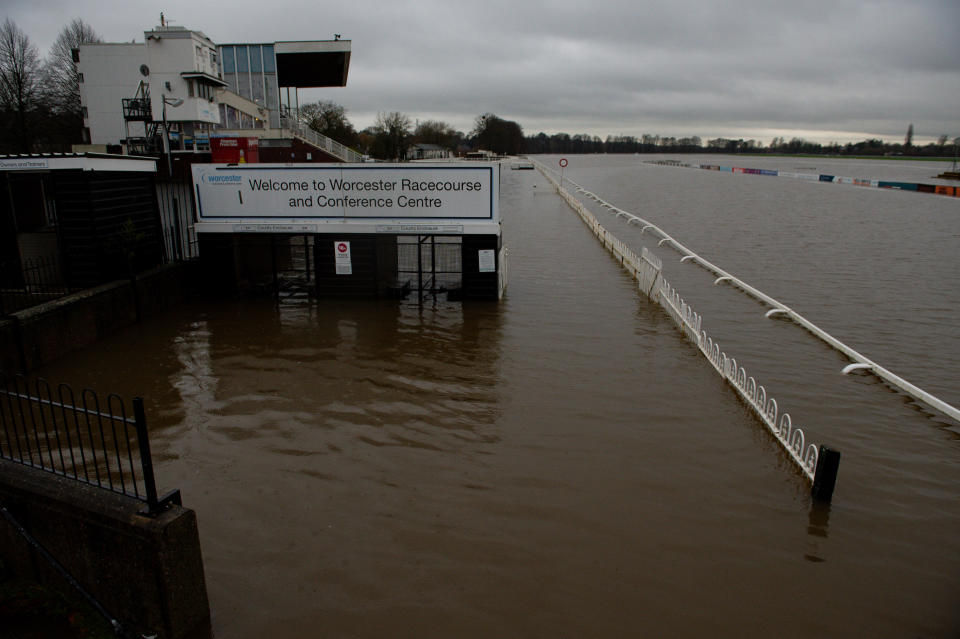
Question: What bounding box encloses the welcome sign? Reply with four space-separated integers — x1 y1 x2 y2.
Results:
193 163 499 235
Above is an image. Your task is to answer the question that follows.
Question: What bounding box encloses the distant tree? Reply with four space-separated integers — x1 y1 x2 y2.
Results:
472 113 523 155
371 111 412 160
0 18 43 152
904 123 914 150
299 100 358 148
412 119 460 151
42 18 101 148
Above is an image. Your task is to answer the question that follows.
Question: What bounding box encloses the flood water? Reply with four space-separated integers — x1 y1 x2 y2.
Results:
38 155 960 637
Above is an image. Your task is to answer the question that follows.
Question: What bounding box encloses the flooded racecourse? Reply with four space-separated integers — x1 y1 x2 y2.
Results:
38 155 960 637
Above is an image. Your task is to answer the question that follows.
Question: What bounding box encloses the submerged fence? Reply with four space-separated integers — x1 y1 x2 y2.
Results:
536 161 842 500
0 373 179 514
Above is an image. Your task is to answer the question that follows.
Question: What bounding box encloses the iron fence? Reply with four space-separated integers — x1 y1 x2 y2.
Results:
156 179 199 263
397 235 463 300
0 256 77 315
0 373 179 515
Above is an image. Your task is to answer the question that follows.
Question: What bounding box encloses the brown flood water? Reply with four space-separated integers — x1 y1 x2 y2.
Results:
38 159 960 637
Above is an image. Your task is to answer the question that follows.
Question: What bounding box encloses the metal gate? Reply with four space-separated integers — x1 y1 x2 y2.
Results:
397 235 463 301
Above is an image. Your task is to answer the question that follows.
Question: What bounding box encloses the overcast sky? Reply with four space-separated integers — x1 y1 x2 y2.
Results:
5 0 959 145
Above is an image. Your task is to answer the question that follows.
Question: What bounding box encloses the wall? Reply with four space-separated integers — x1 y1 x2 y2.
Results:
0 460 210 639
77 43 145 146
0 262 193 373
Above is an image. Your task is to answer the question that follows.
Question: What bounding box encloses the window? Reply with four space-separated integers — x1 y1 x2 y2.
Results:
236 46 249 73
210 51 217 67
236 73 251 100
222 47 235 73
262 45 275 72
187 80 194 97
77 72 83 83
250 45 262 73
251 76 264 105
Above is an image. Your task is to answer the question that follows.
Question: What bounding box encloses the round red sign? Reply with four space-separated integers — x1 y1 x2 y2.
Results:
559 158 568 168
337 243 348 253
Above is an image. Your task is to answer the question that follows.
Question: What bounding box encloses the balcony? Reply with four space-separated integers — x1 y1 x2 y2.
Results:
122 98 152 121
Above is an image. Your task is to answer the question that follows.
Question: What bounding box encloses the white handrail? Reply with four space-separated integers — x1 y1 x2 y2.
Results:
536 162 960 425
280 116 363 163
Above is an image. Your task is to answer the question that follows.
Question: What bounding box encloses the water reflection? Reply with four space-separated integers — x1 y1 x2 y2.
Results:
161 298 506 459
804 501 832 563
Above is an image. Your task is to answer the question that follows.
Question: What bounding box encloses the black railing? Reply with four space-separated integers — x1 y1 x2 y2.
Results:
0 256 77 315
122 97 152 121
0 374 179 515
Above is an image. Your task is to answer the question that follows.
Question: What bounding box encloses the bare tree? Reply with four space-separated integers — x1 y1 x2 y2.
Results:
44 18 101 116
372 111 412 160
298 100 357 147
0 18 42 152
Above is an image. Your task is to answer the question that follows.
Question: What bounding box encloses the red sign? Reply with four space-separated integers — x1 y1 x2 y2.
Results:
211 137 260 164
337 243 348 253
559 158 568 168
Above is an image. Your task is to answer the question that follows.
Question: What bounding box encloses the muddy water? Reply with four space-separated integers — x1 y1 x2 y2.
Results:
38 158 960 637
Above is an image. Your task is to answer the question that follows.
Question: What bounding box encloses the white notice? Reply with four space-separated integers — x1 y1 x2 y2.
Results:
334 241 352 275
478 249 495 273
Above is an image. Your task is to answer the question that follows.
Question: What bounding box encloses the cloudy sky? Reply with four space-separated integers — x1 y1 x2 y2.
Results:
6 0 959 145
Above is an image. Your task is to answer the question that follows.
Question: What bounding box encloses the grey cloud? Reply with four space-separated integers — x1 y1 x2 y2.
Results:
4 0 958 143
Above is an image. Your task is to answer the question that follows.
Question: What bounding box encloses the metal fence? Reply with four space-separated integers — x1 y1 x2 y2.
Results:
398 235 463 299
0 373 179 515
0 255 77 315
279 115 364 163
156 179 199 263
535 160 842 500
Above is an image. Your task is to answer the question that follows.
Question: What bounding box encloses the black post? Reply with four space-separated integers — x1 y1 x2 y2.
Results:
173 197 183 262
271 236 279 303
133 397 159 512
304 235 311 281
811 445 841 502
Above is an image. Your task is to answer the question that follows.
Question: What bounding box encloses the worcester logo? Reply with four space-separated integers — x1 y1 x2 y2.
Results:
202 173 243 185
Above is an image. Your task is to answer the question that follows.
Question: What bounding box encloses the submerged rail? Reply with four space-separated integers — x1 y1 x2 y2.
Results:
540 162 960 426
534 161 848 498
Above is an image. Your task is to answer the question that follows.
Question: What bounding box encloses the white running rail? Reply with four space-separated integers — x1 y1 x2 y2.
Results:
535 161 960 426
535 161 823 482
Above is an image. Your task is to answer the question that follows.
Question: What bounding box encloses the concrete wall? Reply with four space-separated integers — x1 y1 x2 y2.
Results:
0 460 210 639
0 262 193 373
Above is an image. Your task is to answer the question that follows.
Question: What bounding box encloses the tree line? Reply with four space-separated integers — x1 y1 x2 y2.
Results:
0 18 101 153
300 104 525 161
525 132 958 157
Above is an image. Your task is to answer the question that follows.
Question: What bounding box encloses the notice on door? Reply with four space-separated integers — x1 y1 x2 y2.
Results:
478 249 496 273
334 241 352 275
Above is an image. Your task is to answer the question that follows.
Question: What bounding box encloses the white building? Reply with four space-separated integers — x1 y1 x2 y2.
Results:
78 24 224 150
76 19 357 162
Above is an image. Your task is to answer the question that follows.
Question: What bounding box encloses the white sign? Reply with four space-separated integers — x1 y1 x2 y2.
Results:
0 158 49 170
334 241 352 275
478 249 496 273
192 163 499 235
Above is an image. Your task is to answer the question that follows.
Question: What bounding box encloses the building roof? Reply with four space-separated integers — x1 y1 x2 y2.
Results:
274 40 351 88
